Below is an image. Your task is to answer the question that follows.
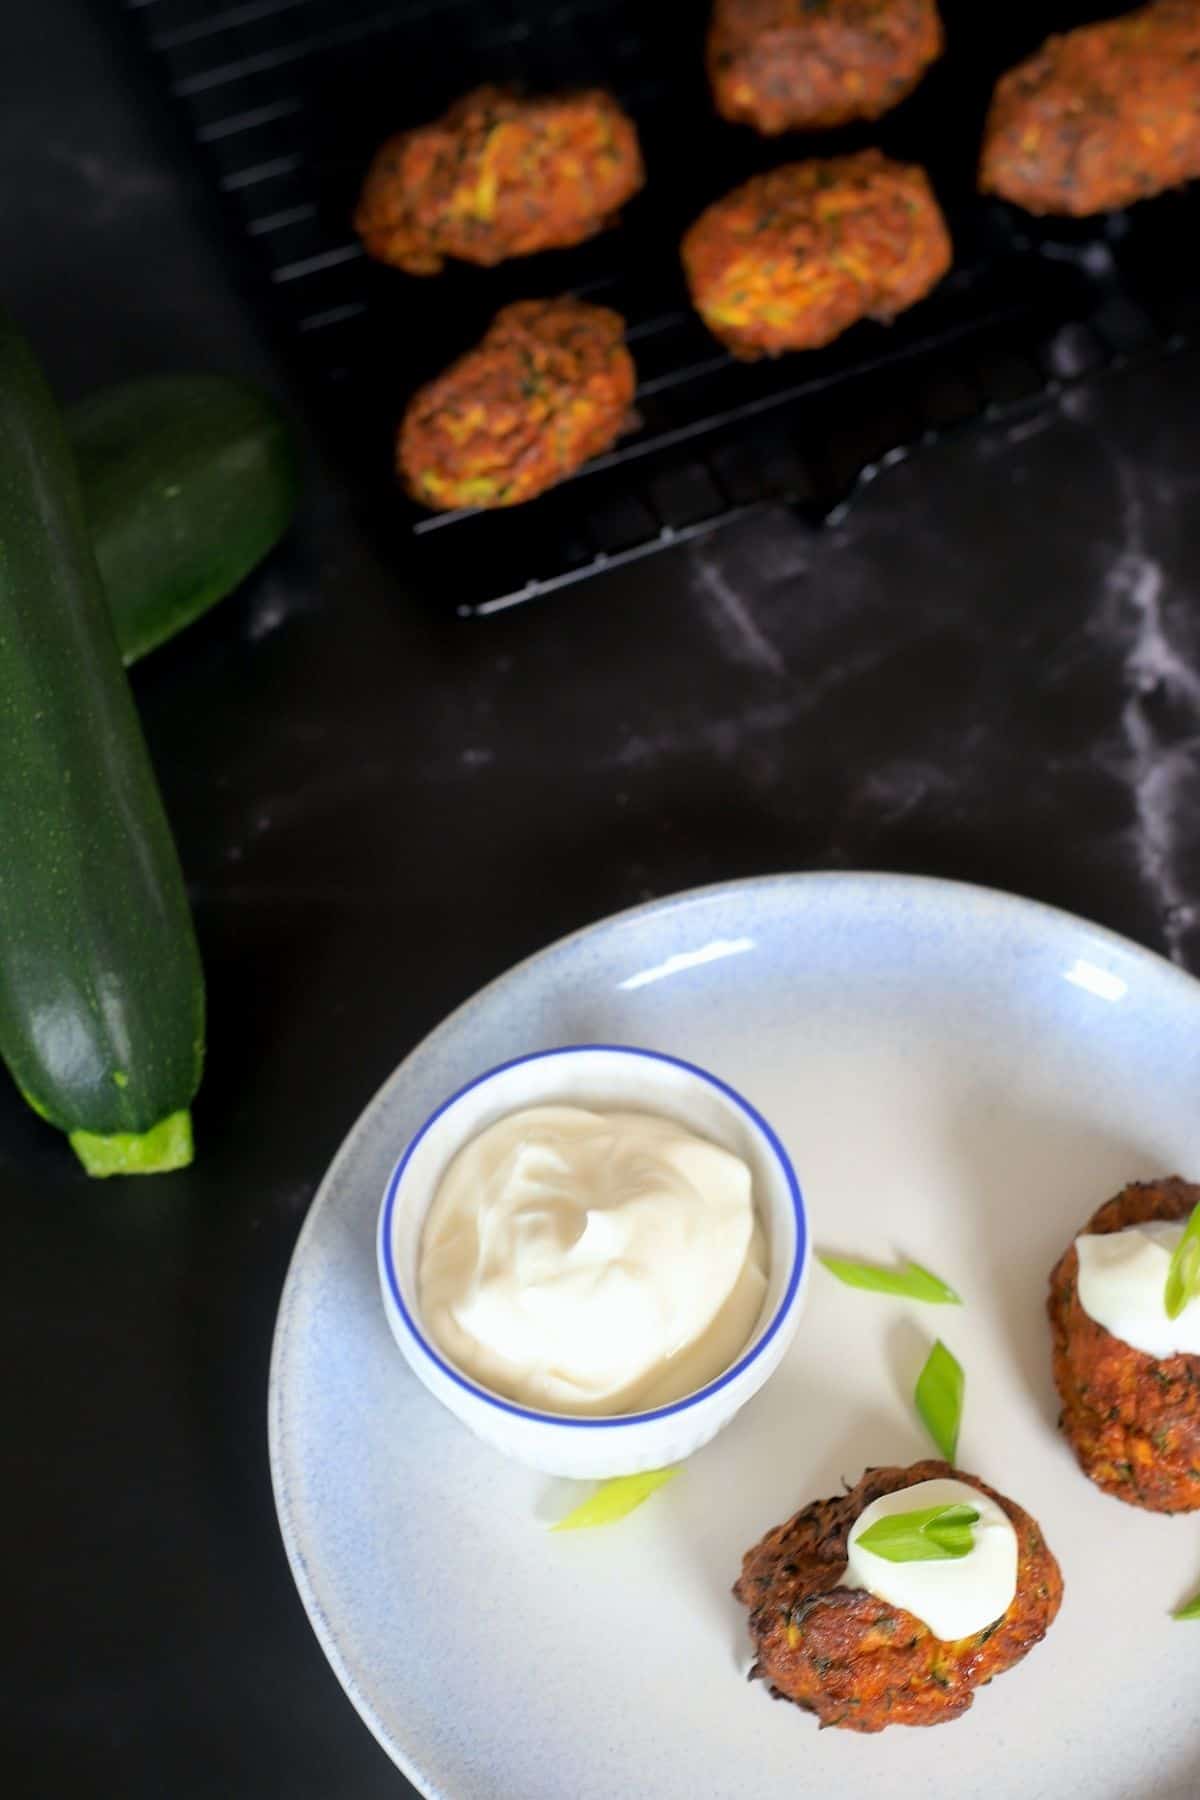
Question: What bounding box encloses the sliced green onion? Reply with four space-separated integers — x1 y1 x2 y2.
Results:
1163 1201 1200 1320
550 1466 679 1532
856 1502 979 1563
915 1339 964 1464
818 1254 961 1305
1172 1590 1200 1620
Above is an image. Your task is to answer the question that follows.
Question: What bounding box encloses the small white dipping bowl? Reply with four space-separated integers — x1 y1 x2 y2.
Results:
376 1045 809 1479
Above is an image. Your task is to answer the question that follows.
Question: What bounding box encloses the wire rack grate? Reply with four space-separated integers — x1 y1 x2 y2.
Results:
122 0 1200 612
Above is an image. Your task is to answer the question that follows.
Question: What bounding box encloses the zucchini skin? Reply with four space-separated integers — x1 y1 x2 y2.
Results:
67 373 300 664
0 309 205 1170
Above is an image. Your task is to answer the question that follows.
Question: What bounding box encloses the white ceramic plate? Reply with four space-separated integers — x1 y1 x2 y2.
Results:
270 874 1200 1800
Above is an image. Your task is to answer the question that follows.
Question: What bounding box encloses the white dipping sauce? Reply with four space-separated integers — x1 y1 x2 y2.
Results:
418 1105 768 1415
1075 1221 1200 1358
844 1478 1018 1643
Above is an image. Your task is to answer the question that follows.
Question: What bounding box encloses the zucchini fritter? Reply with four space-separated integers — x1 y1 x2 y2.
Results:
1048 1176 1200 1513
682 151 951 360
735 1460 1062 1732
355 86 644 274
708 0 944 135
980 1 1200 217
397 298 635 511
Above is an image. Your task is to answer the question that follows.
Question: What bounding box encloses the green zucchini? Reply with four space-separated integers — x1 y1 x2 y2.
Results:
67 373 300 664
0 309 205 1175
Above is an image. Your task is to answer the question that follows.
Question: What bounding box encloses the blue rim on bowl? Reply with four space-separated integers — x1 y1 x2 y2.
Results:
377 1043 807 1428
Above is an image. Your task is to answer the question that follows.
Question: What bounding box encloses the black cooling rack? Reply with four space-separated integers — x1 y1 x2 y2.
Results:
122 0 1200 613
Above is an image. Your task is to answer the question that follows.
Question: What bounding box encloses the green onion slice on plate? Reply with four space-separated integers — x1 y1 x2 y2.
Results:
1172 1590 1200 1621
856 1502 979 1563
915 1338 964 1464
551 1467 679 1532
1163 1201 1200 1321
818 1254 961 1305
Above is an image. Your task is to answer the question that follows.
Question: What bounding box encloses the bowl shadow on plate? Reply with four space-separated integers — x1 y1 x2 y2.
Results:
944 1089 1164 1429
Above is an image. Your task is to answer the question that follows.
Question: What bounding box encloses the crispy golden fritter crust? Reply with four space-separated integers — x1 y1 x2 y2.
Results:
355 86 644 273
1048 1176 1200 1512
734 1460 1062 1732
397 298 635 511
980 1 1200 217
708 0 944 134
682 150 951 360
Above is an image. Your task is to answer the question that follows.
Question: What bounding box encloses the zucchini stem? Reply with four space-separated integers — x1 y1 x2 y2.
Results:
69 1110 194 1178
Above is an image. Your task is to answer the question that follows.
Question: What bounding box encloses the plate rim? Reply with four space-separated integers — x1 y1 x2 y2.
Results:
267 868 1200 1793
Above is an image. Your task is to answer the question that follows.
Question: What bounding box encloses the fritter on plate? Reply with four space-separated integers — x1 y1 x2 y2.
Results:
708 0 944 134
397 297 635 511
355 85 644 273
681 150 951 360
735 1459 1062 1732
980 0 1200 216
1048 1176 1200 1512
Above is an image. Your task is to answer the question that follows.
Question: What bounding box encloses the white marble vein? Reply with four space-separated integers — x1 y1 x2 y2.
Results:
1096 445 1200 961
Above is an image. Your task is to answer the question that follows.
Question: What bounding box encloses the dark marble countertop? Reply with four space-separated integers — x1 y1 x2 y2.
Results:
6 4 1200 1796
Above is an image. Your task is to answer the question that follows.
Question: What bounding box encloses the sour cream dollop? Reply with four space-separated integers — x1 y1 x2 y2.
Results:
418 1105 768 1415
1075 1221 1200 1358
844 1477 1018 1642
